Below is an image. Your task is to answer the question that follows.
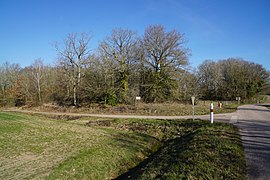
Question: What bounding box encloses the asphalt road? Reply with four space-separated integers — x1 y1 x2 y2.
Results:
202 104 270 180
3 104 270 179
234 104 270 180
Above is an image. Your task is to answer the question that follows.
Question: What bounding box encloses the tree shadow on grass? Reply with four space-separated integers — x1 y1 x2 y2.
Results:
113 132 195 180
113 122 245 180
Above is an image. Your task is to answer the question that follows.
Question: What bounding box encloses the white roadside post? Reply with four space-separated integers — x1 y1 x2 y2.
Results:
210 103 214 124
191 96 195 121
236 97 241 104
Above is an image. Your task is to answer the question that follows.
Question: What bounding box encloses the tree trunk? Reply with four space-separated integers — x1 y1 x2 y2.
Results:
37 78 41 103
119 62 128 103
73 81 77 106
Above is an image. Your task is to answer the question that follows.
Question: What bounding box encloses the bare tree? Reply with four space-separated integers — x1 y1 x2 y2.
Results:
177 69 198 102
142 25 189 73
99 28 138 103
0 62 11 102
197 58 270 100
55 33 91 106
0 62 21 105
140 25 189 102
30 59 44 104
197 60 222 100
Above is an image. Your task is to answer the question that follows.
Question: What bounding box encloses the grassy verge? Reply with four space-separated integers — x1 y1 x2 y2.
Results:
121 124 246 179
0 112 246 179
88 119 246 179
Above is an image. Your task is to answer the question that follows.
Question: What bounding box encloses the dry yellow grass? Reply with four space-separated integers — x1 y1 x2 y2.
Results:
19 101 239 116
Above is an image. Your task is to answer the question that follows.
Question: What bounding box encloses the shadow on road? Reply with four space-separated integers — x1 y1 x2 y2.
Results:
237 107 270 113
237 119 270 180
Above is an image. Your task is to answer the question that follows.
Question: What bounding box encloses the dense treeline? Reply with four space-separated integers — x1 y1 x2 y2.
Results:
197 59 270 100
0 25 269 107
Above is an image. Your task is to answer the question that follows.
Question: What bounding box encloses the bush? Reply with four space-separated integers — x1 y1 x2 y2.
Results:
104 91 117 106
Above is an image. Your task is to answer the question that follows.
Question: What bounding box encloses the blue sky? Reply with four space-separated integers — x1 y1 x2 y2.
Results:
0 0 270 70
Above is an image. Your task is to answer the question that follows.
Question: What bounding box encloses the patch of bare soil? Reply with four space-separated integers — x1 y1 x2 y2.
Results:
86 120 148 132
41 114 83 121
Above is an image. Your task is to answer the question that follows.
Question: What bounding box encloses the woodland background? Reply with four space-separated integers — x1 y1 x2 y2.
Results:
1 25 269 107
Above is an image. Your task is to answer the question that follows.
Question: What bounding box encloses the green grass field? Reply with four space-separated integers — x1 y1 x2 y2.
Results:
0 112 159 179
0 112 246 179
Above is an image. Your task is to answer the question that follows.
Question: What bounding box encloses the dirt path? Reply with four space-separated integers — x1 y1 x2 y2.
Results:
3 108 231 120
